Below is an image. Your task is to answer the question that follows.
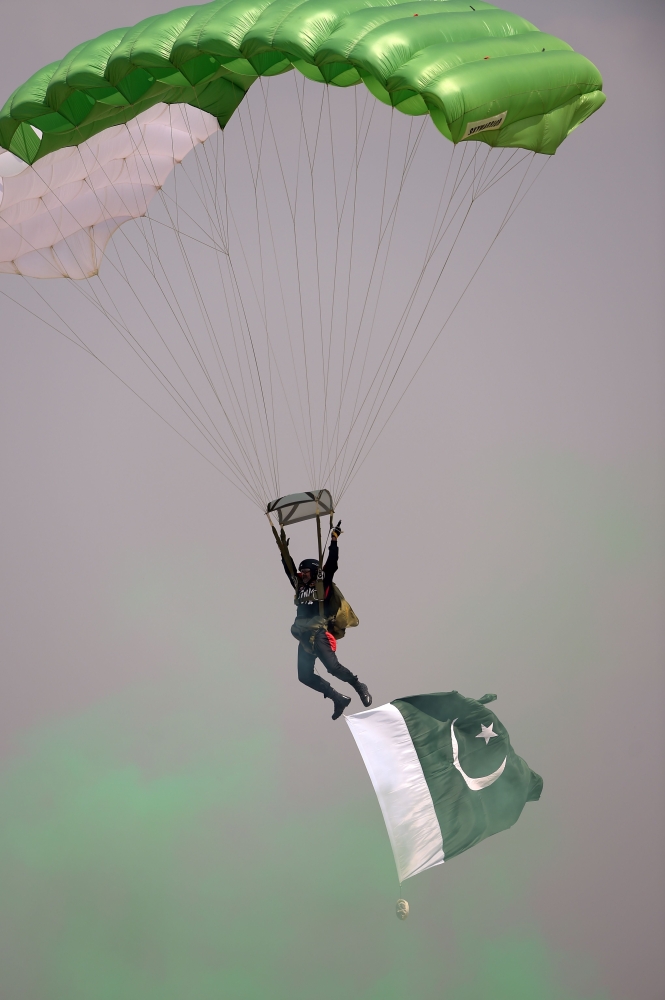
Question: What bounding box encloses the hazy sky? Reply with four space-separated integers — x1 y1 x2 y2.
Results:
0 1 663 999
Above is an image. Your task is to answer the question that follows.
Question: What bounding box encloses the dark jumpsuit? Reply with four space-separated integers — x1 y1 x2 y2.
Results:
282 539 358 696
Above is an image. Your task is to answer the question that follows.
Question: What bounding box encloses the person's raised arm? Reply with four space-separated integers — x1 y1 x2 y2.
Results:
324 521 342 586
275 526 298 589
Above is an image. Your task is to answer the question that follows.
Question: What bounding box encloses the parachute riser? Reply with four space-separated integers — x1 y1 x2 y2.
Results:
315 511 325 618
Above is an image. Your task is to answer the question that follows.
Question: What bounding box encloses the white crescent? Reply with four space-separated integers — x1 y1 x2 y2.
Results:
451 719 506 791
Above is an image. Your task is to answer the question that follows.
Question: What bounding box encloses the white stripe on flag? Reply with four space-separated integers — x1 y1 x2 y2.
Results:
346 703 444 882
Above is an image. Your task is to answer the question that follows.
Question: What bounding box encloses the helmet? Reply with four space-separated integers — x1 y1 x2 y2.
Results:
298 558 319 575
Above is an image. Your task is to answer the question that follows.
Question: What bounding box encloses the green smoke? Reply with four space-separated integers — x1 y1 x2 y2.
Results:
0 641 606 1000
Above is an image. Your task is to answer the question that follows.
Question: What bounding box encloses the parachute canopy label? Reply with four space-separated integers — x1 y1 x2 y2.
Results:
462 111 508 139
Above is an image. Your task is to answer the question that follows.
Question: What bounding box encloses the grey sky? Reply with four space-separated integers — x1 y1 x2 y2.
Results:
0 1 663 998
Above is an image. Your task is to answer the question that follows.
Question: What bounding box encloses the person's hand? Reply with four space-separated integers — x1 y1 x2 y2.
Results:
331 520 342 540
280 528 290 548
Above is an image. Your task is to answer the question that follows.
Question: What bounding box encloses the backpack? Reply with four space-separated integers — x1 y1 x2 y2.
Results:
328 583 359 640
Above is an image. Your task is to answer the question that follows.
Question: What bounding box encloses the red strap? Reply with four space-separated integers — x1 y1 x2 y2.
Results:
325 631 337 652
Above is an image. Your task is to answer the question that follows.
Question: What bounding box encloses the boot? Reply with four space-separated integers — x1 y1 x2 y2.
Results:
352 679 372 708
325 688 351 721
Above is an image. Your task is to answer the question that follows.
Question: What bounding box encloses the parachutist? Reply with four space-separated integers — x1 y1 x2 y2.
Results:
280 526 372 720
396 899 409 920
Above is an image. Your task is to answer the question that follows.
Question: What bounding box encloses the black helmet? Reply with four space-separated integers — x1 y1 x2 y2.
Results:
298 558 319 575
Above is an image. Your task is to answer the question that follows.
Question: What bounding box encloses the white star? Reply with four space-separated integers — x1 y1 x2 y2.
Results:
476 723 499 745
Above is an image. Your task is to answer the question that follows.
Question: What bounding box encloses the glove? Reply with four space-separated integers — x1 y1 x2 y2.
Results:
280 528 290 548
331 520 342 540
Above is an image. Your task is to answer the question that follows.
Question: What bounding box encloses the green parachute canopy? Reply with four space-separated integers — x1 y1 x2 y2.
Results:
1 0 603 164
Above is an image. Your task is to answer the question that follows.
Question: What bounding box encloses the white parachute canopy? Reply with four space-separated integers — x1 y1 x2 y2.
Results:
0 105 218 279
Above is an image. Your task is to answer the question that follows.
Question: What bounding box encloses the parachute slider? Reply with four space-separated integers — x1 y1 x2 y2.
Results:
266 489 334 527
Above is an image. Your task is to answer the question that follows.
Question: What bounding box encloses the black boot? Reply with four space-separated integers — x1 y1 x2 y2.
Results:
352 679 372 708
325 688 351 721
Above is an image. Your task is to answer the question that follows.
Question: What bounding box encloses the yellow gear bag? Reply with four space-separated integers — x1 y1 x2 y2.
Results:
329 583 359 640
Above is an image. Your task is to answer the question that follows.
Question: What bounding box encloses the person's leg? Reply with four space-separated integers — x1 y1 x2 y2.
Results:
297 641 331 695
313 631 372 707
312 630 356 684
297 636 352 720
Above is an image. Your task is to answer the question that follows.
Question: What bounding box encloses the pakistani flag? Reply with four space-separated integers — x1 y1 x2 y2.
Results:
346 692 542 882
